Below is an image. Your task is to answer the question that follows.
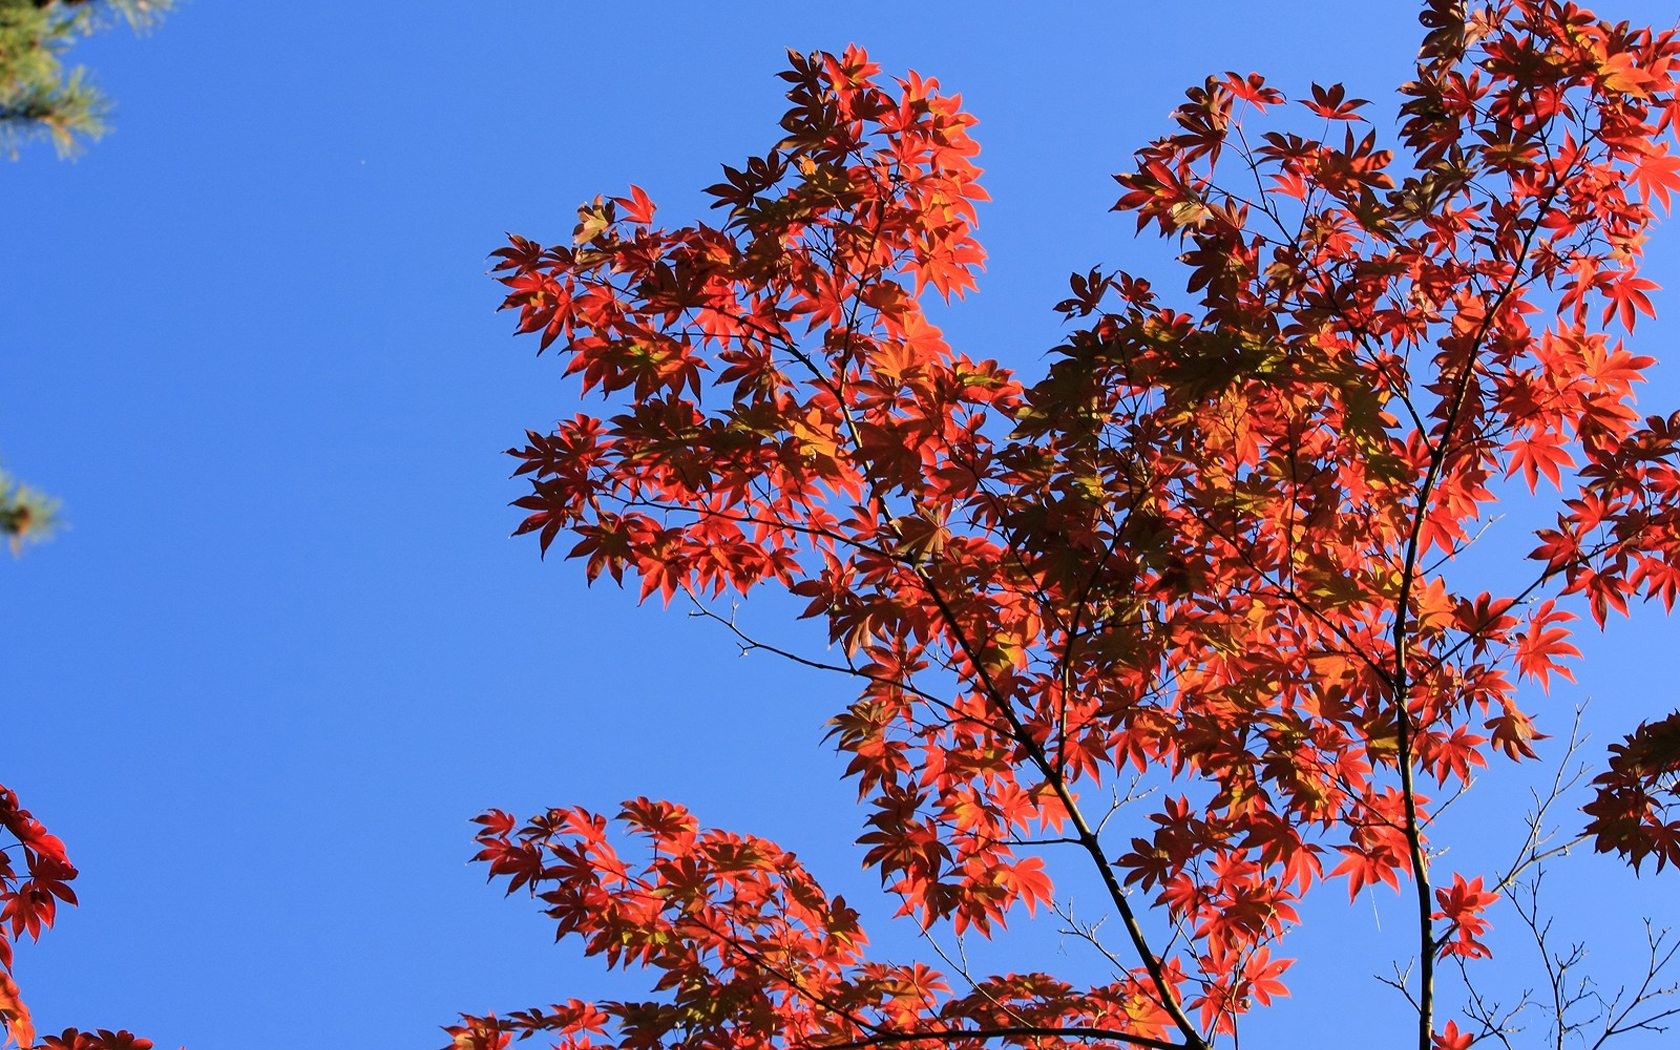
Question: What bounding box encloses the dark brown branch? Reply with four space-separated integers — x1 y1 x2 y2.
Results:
806 1025 1187 1050
1388 93 1578 1050
768 196 1212 1050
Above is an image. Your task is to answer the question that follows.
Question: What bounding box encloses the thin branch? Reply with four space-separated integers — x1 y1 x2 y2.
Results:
805 1025 1187 1050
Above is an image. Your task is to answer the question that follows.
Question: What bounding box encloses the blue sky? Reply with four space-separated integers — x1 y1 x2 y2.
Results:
2 3 1678 1047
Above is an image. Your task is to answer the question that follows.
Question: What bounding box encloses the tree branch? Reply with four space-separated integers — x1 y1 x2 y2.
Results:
807 1025 1187 1050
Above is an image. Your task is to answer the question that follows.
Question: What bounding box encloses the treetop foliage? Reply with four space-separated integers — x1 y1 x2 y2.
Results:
462 2 1680 1050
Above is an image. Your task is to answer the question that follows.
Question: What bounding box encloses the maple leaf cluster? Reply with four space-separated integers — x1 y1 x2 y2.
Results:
469 5 1680 1050
1583 709 1680 871
0 786 152 1050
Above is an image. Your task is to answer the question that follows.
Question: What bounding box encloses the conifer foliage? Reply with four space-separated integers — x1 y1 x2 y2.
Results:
0 469 57 556
469 2 1680 1049
0 0 171 157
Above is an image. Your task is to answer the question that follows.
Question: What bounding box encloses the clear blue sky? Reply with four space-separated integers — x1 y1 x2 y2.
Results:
3 3 1677 1047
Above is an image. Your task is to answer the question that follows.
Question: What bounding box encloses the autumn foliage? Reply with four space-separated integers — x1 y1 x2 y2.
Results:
465 3 1680 1050
0 787 152 1050
1584 709 1680 869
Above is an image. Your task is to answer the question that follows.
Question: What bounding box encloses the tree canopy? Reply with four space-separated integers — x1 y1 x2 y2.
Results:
459 3 1680 1050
